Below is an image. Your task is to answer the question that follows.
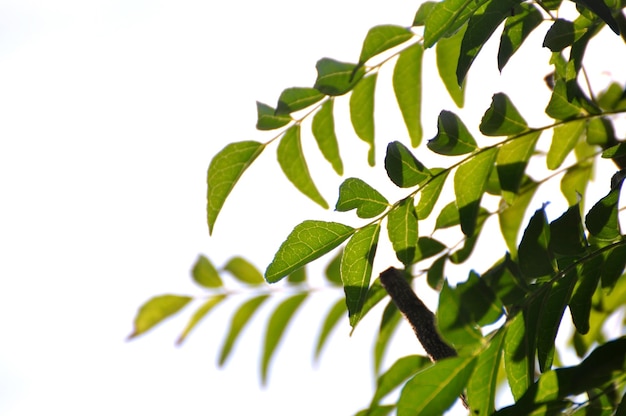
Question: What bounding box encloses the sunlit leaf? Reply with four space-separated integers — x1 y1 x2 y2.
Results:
496 131 540 203
336 177 389 218
504 308 537 400
352 278 389 330
416 169 449 219
359 25 413 65
479 93 529 136
371 355 431 405
191 255 222 288
546 78 583 120
561 163 593 206
576 0 620 34
436 25 466 106
128 294 192 339
602 142 626 159
500 181 536 252
438 279 484 349
498 3 543 70
543 19 588 52
547 119 585 170
275 87 324 115
266 220 355 283
585 186 623 242
324 250 343 286
256 102 292 130
207 141 265 234
467 328 506 415
435 201 460 230
311 99 343 175
415 237 447 262
176 295 226 345
483 254 528 307
387 197 418 266
287 267 307 283
314 58 365 96
219 295 269 366
393 43 424 147
350 73 377 166
261 293 307 385
314 298 346 361
424 0 488 47
518 207 555 279
586 117 615 146
413 1 437 26
385 141 431 188
224 256 264 284
428 111 477 155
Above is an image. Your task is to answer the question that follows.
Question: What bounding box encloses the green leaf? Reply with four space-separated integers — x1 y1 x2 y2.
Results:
218 295 269 366
450 209 489 263
224 256 264 284
335 177 389 218
277 124 329 208
255 102 292 130
576 0 620 34
275 87 324 115
350 73 377 166
546 119 585 170
454 147 498 236
352 278 389 329
423 0 488 48
585 186 623 242
437 279 484 348
498 3 543 70
393 43 424 147
416 169 449 219
176 295 226 345
397 355 478 416
435 201 460 230
261 293 307 385
324 250 343 286
569 255 602 334
207 141 265 234
548 203 588 257
561 163 593 206
427 255 447 290
496 131 541 203
543 19 588 52
387 197 418 266
265 220 355 283
287 267 307 283
359 25 413 65
428 111 477 155
479 93 529 136
504 309 536 400
191 255 222 288
413 1 437 26
342 223 381 327
374 302 402 375
483 255 528 307
415 237 447 262
546 78 583 120
371 355 431 405
128 294 192 339
457 0 519 85
385 141 431 188
602 142 626 159
601 243 626 289
314 298 346 361
518 207 555 279
314 58 365 96
586 117 615 146
436 25 466 106
499 180 538 254
467 328 506 415
311 99 343 175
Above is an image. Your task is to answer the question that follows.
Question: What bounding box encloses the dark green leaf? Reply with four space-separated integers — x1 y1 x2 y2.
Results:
359 25 413 65
385 141 431 188
219 295 269 366
191 255 222 288
498 3 543 70
224 257 264 284
602 142 626 159
436 25 466 106
499 180 538 254
387 197 418 266
256 102 292 130
543 19 587 52
428 110 477 155
350 73 377 166
423 0 488 47
427 255 447 290
415 237 447 262
128 294 192 339
547 119 585 170
393 42 424 147
265 220 355 283
576 0 620 34
416 169 449 219
374 302 402 375
437 279 485 349
314 58 365 96
601 244 626 289
586 117 615 146
504 305 540 400
314 298 346 361
569 255 602 334
275 87 324 115
450 209 489 263
207 141 265 234
585 186 622 242
483 255 528 307
176 295 226 345
479 93 529 136
372 355 431 404
467 328 506 415
549 203 588 257
518 207 555 279
496 131 540 203
312 99 343 175
336 177 389 218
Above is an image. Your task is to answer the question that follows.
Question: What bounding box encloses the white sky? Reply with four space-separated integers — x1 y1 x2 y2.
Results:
0 1 624 415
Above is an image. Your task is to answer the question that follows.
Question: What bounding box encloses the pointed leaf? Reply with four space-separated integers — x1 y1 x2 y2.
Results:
350 73 377 166
287 267 307 283
585 186 622 242
311 99 343 175
324 250 343 286
576 0 620 34
435 201 460 230
393 42 424 147
498 3 543 70
467 328 506 415
424 0 488 47
546 78 583 120
256 102 291 130
314 298 346 360
314 58 365 96
176 295 226 345
277 125 329 208
548 203 587 257
374 302 402 375
359 25 413 64
436 25 466 106
428 110 477 155
352 278 389 329
413 1 437 26
207 141 265 234
342 223 381 327
128 294 192 339
427 255 447 290
569 255 602 334
561 163 593 206
498 180 538 254
504 307 538 400
416 168 449 219
601 243 626 289
372 355 431 405
224 257 264 284
261 293 307 385
437 280 484 348
387 197 418 266
543 18 588 52
385 141 431 188
336 177 389 218
415 237 447 262
191 255 222 288
547 119 585 169
518 207 554 279
479 93 529 136
265 220 355 283
275 87 324 115
496 131 540 203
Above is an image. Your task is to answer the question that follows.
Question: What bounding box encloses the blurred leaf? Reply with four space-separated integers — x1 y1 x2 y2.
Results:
415 237 447 262
547 119 585 170
498 3 543 70
483 255 528 307
277 124 329 208
413 1 437 26
176 295 226 345
314 58 365 96
569 255 602 334
427 255 447 290
191 255 222 288
428 111 477 155
224 257 264 285
436 25 466 106
467 328 506 415
287 267 307 283
586 117 615 146
128 294 192 340
385 141 431 188
355 405 395 416
311 99 343 175
371 354 431 405
424 0 487 47
342 223 381 327
352 278 389 329
496 132 540 203
585 186 622 242
275 87 324 115
393 43 424 147
324 250 343 286
435 201 460 229
561 163 593 206
256 102 291 130
207 141 265 234
601 243 626 289
438 279 485 349
504 306 539 400
387 197 418 266
602 142 626 159
450 209 489 263
374 302 402 375
597 82 626 110
498 181 538 254
518 207 555 279
219 295 269 366
359 25 413 65
576 0 620 34
350 73 377 166
261 293 307 385
336 177 389 218
416 169 449 219
314 298 346 361
265 220 355 283
479 93 529 136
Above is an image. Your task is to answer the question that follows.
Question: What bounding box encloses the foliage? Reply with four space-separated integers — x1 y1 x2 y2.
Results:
131 1 626 414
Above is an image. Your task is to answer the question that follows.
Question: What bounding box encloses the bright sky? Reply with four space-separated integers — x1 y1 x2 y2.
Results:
1 1 624 415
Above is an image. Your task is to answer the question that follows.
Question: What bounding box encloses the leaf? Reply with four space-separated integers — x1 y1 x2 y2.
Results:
436 25 466 106
314 298 346 361
437 280 484 348
427 255 447 290
311 99 343 175
548 203 588 257
454 147 498 236
352 278 389 329
275 87 324 115
397 355 478 416
350 73 377 166
314 58 365 96
569 255 602 334
265 220 355 283
176 295 226 345
287 267 307 283
207 141 265 234
546 119 586 170
224 257 264 284
191 255 222 288
385 141 431 188
413 1 437 26
585 186 623 242
255 102 292 130
601 243 626 289
374 302 402 375
498 180 538 254
545 78 583 120
586 117 615 146
504 308 536 400
435 201 460 230
387 197 418 266
450 209 489 263
561 163 593 206
371 355 431 405
479 93 529 136
359 25 413 64
277 124 329 208
415 237 447 262
261 293 307 385
427 110 477 155
324 250 343 286
128 294 192 339
342 223 381 327
393 43 424 147
423 0 488 48
416 169 449 219
335 177 389 218
576 0 620 34
518 207 555 279
498 3 544 71
543 19 588 52
602 142 626 159
218 295 269 366
467 328 506 415
496 131 540 203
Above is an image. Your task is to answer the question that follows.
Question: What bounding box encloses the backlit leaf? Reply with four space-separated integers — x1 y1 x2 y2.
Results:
415 237 447 262
224 257 264 285
546 78 583 120
467 328 506 415
547 119 585 170
385 141 431 188
438 279 484 348
424 0 488 47
518 207 554 279
586 117 615 146
387 197 418 266
585 186 622 242
435 201 460 230
498 3 543 70
393 43 424 147
427 255 447 290
416 169 449 219
176 295 226 345
314 298 346 361
436 25 466 106
287 266 306 283
372 355 431 405
256 102 291 130
569 255 602 334
413 1 437 26
314 58 365 96
576 0 620 34
275 87 324 115
504 307 539 400
561 163 593 206
311 99 343 175
543 19 588 52
324 250 343 286
479 93 529 136
359 25 413 65
374 302 402 375
191 255 222 288
128 294 192 339
428 111 477 155
496 131 540 203
336 177 389 218
350 73 377 166
499 181 538 254
352 278 389 329
548 203 587 257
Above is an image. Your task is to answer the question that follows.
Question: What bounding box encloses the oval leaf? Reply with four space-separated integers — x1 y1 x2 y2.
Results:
219 295 269 366
436 25 466 107
496 131 540 203
498 3 543 70
416 168 449 219
191 255 222 288
479 93 529 136
387 197 418 266
359 25 413 65
546 119 585 170
336 177 389 218
275 87 324 115
311 99 343 175
128 294 192 339
223 256 264 284
385 141 431 188
585 186 622 242
256 101 291 130
393 42 424 147
314 298 346 361
428 111 477 155
350 73 377 166
314 58 365 96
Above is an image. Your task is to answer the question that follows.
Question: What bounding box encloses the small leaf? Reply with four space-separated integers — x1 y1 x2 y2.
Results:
428 110 477 155
277 125 329 208
479 93 529 136
219 295 269 366
207 141 265 234
261 293 307 385
359 25 413 65
548 203 587 257
427 255 447 290
191 255 222 288
224 257 264 284
336 177 389 218
498 3 543 70
314 298 346 361
496 131 541 203
518 207 555 279
128 294 192 339
436 25 466 106
586 117 615 146
504 308 537 400
275 87 324 115
387 197 418 266
385 141 431 188
374 303 402 375
438 279 484 348
266 220 355 283
311 99 343 175
454 147 498 236
569 255 602 334
424 0 488 48
416 168 449 219
314 58 365 96
467 328 506 415
601 244 626 290
287 267 307 283
413 1 437 26
561 163 592 206
352 278 389 329
498 180 539 254
545 78 583 120
324 250 343 286
602 142 626 159
547 119 585 170
393 43 424 147
350 73 377 166
585 186 623 242
176 295 226 345
435 201 460 230
576 0 620 34
256 102 291 130
415 237 447 262
543 19 588 52
342 223 381 327
371 355 431 405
